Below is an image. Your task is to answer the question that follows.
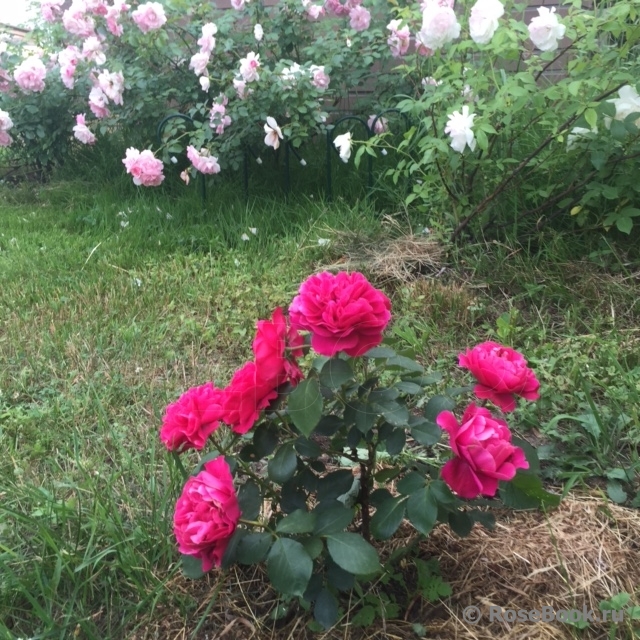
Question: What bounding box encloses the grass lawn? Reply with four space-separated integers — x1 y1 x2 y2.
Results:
1 179 639 639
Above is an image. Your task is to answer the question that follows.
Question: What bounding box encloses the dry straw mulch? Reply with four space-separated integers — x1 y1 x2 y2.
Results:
134 496 640 640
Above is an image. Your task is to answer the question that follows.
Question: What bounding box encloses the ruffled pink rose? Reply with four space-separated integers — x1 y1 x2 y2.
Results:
387 19 411 57
41 0 65 22
160 383 224 451
348 5 371 31
73 113 96 145
132 1 167 33
98 69 124 105
62 2 96 37
417 2 460 51
186 146 221 174
122 147 165 187
325 0 360 17
459 341 540 412
367 115 388 134
310 65 330 90
173 457 241 571
438 403 529 499
0 131 12 147
253 308 304 388
221 362 280 435
88 86 110 118
289 271 391 357
14 57 47 93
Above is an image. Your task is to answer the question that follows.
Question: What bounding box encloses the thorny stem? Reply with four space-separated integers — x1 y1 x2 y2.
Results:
358 441 376 543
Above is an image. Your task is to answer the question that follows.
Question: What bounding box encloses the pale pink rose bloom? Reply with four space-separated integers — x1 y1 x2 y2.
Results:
73 113 97 144
233 77 250 99
132 2 167 33
85 0 108 15
197 23 217 54
306 4 325 19
0 131 12 147
58 46 80 90
469 0 504 44
239 52 260 82
417 2 461 51
325 0 360 17
348 5 371 31
186 146 221 174
14 57 47 93
106 0 130 36
209 98 232 135
367 115 388 134
62 2 96 38
122 147 165 186
41 0 65 22
189 52 210 77
310 65 330 90
199 76 210 91
180 169 190 184
98 70 124 105
0 110 13 132
528 6 565 52
264 117 284 149
82 36 106 65
386 19 410 57
254 23 263 42
88 86 110 118
230 0 245 9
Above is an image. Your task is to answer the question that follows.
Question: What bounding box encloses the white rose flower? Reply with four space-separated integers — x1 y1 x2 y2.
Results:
606 85 640 128
416 1 460 51
333 132 353 162
264 116 284 149
528 7 565 52
444 105 476 153
469 0 504 45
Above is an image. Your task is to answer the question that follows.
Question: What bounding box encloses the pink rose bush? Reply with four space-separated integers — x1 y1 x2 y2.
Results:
122 148 165 186
173 457 241 571
458 341 540 412
289 271 391 357
437 403 529 499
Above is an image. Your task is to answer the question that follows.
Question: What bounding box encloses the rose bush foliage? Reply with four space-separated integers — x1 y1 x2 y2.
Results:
161 270 556 628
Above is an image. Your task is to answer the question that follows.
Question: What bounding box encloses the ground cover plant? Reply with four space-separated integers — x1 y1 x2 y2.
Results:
0 176 639 638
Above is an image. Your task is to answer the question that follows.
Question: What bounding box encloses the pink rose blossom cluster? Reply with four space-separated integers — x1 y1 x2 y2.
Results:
173 457 241 571
122 147 165 186
233 77 251 99
386 19 411 57
14 56 47 93
40 0 65 22
131 1 167 33
82 36 106 65
189 23 217 78
325 0 360 18
186 146 221 174
209 96 232 135
62 1 97 38
58 46 81 90
73 113 96 145
0 109 13 147
289 271 392 357
438 403 529 499
106 0 130 37
97 69 124 104
88 85 110 118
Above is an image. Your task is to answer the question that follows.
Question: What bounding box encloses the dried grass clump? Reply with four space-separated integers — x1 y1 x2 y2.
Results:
131 496 640 640
320 217 445 284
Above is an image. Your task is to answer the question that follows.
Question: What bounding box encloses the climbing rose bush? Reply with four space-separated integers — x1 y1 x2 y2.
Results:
161 271 554 628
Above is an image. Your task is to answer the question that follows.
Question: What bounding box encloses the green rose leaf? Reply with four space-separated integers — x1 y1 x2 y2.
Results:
237 481 262 520
314 503 355 535
181 553 205 579
314 588 339 630
424 395 457 422
268 442 298 484
276 509 317 534
236 532 273 564
288 379 323 438
325 533 381 575
370 495 407 540
266 538 313 597
407 488 438 536
319 358 354 389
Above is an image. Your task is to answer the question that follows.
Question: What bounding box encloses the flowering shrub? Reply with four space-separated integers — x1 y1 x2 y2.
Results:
162 271 556 627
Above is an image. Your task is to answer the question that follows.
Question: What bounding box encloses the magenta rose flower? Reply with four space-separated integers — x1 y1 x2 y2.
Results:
253 307 304 388
458 341 540 412
173 457 241 571
288 271 391 357
160 383 225 452
221 362 280 434
437 403 529 499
